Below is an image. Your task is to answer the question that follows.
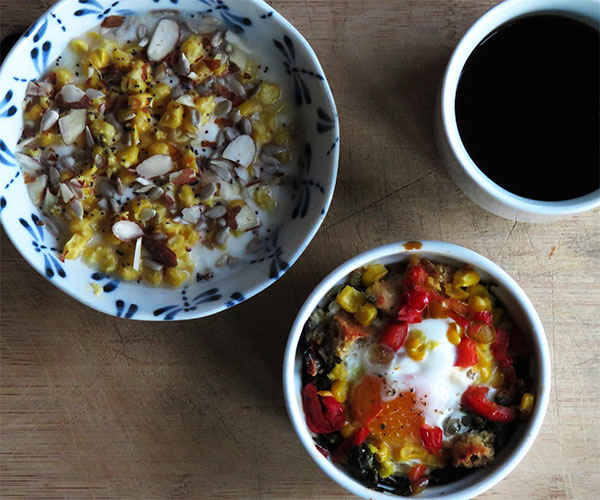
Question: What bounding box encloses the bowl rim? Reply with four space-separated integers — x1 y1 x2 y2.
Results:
0 0 340 321
283 240 551 500
439 0 600 217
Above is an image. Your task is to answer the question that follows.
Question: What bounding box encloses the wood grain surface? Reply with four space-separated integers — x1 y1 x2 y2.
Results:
1 1 599 498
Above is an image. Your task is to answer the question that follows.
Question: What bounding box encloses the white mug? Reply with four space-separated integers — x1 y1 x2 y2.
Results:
435 0 600 222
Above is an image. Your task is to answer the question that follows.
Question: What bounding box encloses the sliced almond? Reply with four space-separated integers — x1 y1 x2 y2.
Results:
59 109 87 146
136 154 174 179
147 19 180 62
27 174 47 204
42 190 57 214
60 155 76 170
174 52 191 76
198 182 217 201
59 183 74 203
70 199 84 219
40 109 59 132
112 220 144 242
234 203 260 232
209 163 232 183
139 208 157 222
58 84 86 104
85 126 95 147
175 94 196 107
132 237 142 271
181 205 202 224
15 152 42 173
144 258 164 272
205 205 227 219
26 81 53 97
222 135 256 167
48 166 60 186
85 88 106 100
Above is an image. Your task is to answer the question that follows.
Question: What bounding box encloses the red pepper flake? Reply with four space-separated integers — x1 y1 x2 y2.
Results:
201 140 217 148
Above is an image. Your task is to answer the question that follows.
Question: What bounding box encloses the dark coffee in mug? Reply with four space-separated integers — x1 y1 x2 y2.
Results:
455 15 599 201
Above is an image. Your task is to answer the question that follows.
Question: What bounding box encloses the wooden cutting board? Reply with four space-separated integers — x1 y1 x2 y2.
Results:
1 1 598 498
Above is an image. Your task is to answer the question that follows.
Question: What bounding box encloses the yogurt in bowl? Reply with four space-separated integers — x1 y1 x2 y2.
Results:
283 241 550 499
0 0 339 320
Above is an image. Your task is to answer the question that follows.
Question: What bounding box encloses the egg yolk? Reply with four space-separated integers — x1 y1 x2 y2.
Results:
368 391 425 449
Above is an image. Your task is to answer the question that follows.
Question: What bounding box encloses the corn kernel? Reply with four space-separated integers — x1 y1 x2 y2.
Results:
117 145 139 168
55 69 73 88
519 393 535 417
327 363 347 382
336 285 365 313
63 233 92 260
379 461 395 479
258 82 281 105
331 380 348 403
121 60 150 93
375 442 390 463
133 110 152 133
112 48 131 70
119 264 141 281
444 283 469 300
152 82 171 105
238 99 262 117
24 104 43 120
180 34 205 63
190 60 213 83
395 443 427 462
39 131 55 146
253 186 276 211
128 93 152 110
70 39 89 56
90 119 116 145
469 295 492 313
467 284 490 299
406 330 429 361
165 267 189 287
354 302 378 326
195 95 216 125
252 120 272 148
143 267 163 286
178 185 196 207
453 268 480 288
316 390 334 398
341 423 355 439
446 323 462 345
361 264 388 286
86 31 102 44
160 101 184 129
90 48 109 69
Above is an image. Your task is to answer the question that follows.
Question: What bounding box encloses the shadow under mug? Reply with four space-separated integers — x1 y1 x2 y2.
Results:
435 0 600 222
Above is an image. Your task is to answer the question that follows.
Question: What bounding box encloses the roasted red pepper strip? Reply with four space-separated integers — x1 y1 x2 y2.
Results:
396 304 422 323
408 463 427 483
302 383 345 434
420 424 443 454
379 322 408 350
473 310 493 325
352 425 371 446
404 265 429 289
397 285 429 323
461 385 517 422
447 310 470 329
491 327 512 366
455 335 478 367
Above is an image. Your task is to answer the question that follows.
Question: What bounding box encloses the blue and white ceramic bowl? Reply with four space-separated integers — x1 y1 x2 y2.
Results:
0 0 339 320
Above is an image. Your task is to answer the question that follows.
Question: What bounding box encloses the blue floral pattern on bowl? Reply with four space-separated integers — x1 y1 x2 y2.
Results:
0 0 339 320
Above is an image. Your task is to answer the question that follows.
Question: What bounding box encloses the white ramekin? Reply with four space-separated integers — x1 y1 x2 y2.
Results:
435 0 600 222
283 241 551 499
